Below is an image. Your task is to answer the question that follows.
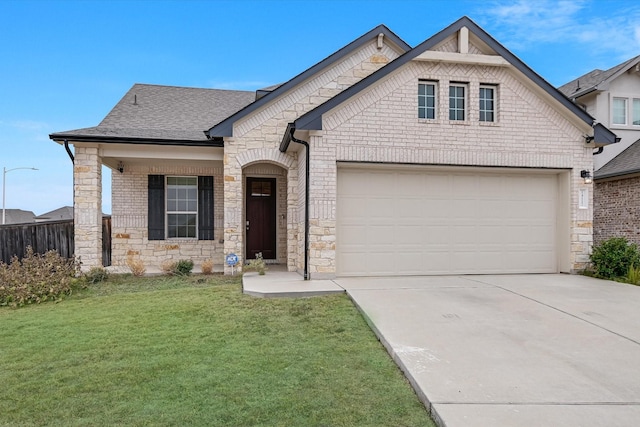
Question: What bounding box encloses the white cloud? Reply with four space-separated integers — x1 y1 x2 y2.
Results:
483 0 640 61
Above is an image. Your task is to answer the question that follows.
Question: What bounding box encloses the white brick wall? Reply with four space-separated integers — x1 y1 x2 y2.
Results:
303 60 594 276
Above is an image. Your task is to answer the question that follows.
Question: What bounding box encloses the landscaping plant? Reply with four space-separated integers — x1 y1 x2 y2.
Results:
590 237 640 280
0 246 80 307
245 252 267 275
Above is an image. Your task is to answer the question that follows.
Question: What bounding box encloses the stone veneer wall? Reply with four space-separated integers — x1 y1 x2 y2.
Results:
110 162 224 269
74 146 103 270
304 60 595 276
594 176 640 246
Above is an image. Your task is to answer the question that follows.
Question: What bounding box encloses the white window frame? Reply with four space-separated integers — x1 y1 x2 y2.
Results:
612 97 627 125
166 176 198 239
479 85 496 122
449 83 467 121
633 98 640 126
418 81 437 120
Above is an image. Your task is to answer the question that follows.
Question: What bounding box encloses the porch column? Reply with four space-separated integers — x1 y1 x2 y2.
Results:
223 148 243 275
74 146 102 271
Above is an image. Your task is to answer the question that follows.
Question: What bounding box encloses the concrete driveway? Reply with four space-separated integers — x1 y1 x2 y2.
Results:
336 274 640 427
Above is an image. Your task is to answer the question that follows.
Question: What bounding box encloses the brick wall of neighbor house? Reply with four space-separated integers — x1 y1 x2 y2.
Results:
307 60 594 276
110 163 224 270
74 146 103 270
594 177 640 246
223 40 401 274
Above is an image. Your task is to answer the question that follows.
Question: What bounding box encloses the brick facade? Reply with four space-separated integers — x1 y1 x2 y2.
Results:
594 176 640 246
68 23 600 276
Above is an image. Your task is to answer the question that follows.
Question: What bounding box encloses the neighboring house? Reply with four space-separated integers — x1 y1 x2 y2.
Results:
559 56 640 246
50 16 616 277
34 206 74 222
1 209 35 225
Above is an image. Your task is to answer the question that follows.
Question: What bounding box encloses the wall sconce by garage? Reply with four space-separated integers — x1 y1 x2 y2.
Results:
117 161 124 174
580 169 593 184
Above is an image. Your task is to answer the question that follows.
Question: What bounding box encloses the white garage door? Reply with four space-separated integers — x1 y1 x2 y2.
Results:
337 166 559 276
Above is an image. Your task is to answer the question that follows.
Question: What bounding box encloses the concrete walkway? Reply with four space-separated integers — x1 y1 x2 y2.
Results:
242 271 640 426
242 266 343 297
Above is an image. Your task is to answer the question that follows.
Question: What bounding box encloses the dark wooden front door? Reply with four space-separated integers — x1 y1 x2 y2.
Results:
246 177 276 260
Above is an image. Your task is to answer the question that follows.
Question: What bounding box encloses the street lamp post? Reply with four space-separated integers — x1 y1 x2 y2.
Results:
2 167 39 225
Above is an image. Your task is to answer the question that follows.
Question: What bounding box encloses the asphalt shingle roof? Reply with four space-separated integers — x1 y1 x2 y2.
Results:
2 209 35 225
51 84 255 142
595 138 640 180
558 55 640 98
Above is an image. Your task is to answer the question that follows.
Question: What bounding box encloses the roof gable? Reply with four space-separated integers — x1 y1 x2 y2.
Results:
206 25 411 138
288 16 613 146
559 55 640 99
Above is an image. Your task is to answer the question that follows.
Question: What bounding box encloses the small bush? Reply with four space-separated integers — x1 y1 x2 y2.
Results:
0 247 80 307
160 259 194 276
174 259 194 276
85 266 109 284
626 265 640 286
126 257 146 277
245 253 267 275
590 237 640 280
201 259 214 275
160 260 176 275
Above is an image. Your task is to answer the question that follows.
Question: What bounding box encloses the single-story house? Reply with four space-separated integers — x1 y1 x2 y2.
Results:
50 16 616 278
34 206 74 223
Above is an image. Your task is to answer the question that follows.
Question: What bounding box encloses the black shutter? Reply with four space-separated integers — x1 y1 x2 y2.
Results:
148 175 165 240
198 176 214 240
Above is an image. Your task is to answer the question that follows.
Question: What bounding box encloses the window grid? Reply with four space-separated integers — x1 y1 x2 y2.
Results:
418 82 437 119
613 97 627 125
479 86 495 122
166 176 198 238
449 84 466 121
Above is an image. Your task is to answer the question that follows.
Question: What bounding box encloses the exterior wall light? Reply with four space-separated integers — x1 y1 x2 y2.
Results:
580 170 592 184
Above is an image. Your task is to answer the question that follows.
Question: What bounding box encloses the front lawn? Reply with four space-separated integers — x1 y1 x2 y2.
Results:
0 275 434 426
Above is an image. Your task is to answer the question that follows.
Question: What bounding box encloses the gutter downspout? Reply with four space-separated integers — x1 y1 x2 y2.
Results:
289 127 310 280
64 139 74 163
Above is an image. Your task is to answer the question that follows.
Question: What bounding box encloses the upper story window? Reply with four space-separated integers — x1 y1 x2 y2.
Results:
613 97 627 125
479 85 495 122
418 81 437 119
449 83 466 121
167 177 198 238
633 98 640 126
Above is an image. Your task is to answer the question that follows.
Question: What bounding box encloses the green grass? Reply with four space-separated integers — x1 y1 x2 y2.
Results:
0 275 435 426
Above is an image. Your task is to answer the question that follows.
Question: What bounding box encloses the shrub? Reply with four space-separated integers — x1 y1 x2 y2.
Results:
126 257 146 277
160 260 176 275
174 259 194 276
0 247 80 307
590 237 640 279
201 258 214 275
85 266 109 284
245 253 267 275
160 259 194 276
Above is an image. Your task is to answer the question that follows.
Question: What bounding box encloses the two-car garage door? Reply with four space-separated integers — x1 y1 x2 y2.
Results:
336 165 563 276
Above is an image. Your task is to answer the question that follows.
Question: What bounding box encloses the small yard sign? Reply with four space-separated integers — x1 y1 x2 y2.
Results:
226 253 239 275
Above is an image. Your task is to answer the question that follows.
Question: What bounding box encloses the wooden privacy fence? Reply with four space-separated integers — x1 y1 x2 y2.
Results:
0 217 112 266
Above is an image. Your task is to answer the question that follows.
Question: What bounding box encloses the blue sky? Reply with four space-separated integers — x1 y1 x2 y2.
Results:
1 0 639 215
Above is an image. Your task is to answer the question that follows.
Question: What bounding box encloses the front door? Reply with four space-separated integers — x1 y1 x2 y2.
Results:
246 177 277 261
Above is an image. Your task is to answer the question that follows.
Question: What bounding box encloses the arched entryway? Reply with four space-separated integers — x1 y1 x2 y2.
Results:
243 163 288 264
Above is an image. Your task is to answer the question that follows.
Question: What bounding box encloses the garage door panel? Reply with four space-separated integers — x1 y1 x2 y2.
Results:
337 167 559 276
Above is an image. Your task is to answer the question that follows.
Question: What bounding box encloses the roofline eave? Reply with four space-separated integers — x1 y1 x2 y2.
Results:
49 134 224 148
